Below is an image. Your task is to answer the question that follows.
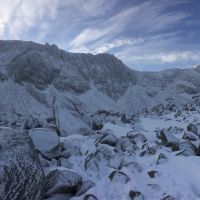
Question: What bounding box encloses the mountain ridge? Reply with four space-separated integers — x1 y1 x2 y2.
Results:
0 40 200 116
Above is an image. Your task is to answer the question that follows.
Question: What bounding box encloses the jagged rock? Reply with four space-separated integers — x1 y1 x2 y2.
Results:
109 170 130 183
177 140 196 156
116 136 137 152
182 131 198 141
156 153 167 165
148 170 158 178
121 113 131 123
160 128 179 147
129 190 144 200
0 127 44 200
53 97 88 136
96 131 118 147
76 180 95 196
84 146 111 175
140 144 158 156
91 119 103 131
29 128 60 158
187 123 200 136
127 131 147 147
83 194 98 200
44 169 82 198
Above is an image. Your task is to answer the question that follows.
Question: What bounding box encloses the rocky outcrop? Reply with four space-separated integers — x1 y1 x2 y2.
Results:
29 128 60 158
0 127 44 200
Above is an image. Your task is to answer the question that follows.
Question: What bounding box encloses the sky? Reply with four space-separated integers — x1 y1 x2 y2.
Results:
0 0 199 71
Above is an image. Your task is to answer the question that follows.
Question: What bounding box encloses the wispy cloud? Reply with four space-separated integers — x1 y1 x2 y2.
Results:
0 0 199 71
70 38 144 54
122 51 200 63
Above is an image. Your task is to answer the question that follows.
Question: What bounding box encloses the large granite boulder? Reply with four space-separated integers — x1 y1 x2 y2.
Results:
29 128 60 158
53 97 88 136
0 127 44 200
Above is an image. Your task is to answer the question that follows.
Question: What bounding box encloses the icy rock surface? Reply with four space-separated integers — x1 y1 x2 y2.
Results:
0 127 44 200
29 128 60 157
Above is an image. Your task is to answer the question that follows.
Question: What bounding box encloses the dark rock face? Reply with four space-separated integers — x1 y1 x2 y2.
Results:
8 50 60 90
0 127 44 200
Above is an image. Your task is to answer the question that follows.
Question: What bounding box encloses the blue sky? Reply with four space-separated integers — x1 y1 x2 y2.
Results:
0 0 199 71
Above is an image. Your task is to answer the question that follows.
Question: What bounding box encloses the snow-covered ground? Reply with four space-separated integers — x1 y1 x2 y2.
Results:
40 109 200 200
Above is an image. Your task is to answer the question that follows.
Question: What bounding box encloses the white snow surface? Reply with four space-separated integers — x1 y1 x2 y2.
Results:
42 110 200 200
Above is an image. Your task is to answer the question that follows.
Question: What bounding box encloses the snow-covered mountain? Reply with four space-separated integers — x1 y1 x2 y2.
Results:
1 40 200 200
0 40 200 116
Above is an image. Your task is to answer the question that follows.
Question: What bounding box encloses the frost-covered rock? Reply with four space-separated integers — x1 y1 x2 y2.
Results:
160 128 179 147
44 169 82 198
177 140 197 156
96 131 118 147
91 119 103 131
53 97 88 136
84 146 112 175
182 131 198 141
116 136 137 152
187 123 200 136
109 170 130 183
0 127 44 200
29 128 60 158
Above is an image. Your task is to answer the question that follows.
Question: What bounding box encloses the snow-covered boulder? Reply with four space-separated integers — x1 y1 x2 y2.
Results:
84 146 112 175
29 128 60 158
182 131 198 141
109 170 130 183
0 127 44 200
187 123 200 136
53 97 88 136
91 119 103 131
96 131 118 147
116 136 138 152
44 169 82 198
160 128 179 147
177 140 197 156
